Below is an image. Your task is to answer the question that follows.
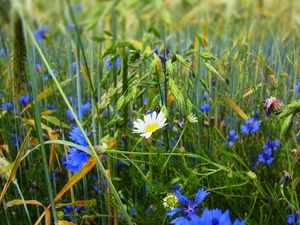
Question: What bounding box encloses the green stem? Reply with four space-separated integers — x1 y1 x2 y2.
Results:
23 19 133 225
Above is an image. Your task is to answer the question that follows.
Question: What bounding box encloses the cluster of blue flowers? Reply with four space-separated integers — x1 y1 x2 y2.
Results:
167 188 246 225
241 117 261 135
66 101 91 121
63 127 89 174
105 55 121 70
154 48 171 69
43 69 58 81
0 48 10 57
63 205 85 222
200 103 210 113
225 130 239 146
257 139 280 165
295 83 300 93
20 94 31 106
287 211 300 225
34 26 49 40
1 102 12 110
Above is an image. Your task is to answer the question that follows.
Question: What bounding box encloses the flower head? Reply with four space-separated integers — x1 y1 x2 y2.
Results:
258 139 280 165
133 111 167 139
20 94 31 106
105 55 121 70
166 188 210 225
163 193 179 210
34 26 49 40
63 148 89 174
241 117 261 135
287 211 300 225
187 114 198 124
263 96 284 117
69 126 89 147
295 83 300 93
199 208 246 225
200 103 210 113
64 126 89 174
225 130 239 146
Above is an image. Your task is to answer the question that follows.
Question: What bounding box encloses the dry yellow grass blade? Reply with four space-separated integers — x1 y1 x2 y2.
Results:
225 97 249 120
57 220 76 225
0 130 31 204
5 199 51 225
54 157 97 202
23 118 52 133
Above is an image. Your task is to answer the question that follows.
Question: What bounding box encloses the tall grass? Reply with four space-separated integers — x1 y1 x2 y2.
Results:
0 0 300 224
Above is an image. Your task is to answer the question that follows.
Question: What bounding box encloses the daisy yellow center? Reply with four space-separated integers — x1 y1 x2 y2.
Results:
145 123 159 132
166 196 178 206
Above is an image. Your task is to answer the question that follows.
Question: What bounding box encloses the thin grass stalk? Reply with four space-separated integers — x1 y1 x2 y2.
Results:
23 17 134 225
12 180 32 225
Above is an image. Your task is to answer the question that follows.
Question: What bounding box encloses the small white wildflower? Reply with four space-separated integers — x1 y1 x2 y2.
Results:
187 113 198 124
133 111 167 139
163 193 178 210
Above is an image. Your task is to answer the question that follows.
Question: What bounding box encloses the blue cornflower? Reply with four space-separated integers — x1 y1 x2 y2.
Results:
34 26 49 40
81 102 91 116
66 109 74 120
47 104 55 110
262 139 280 152
64 205 75 222
199 208 246 225
1 102 12 110
117 160 126 167
295 83 300 93
257 139 280 165
241 117 261 135
69 126 89 147
20 94 30 106
0 48 10 57
72 62 77 74
105 55 121 70
64 127 89 173
154 48 171 68
143 96 148 106
166 188 210 225
44 69 57 81
128 208 136 216
297 136 300 142
75 206 84 215
287 211 300 225
66 24 76 31
225 130 239 146
200 103 210 113
64 148 89 173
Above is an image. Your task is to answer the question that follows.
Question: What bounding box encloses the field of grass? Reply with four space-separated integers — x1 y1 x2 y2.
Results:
0 0 300 224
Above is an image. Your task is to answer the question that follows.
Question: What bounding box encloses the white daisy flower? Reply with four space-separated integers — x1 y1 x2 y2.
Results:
187 113 198 124
163 193 178 210
133 111 167 139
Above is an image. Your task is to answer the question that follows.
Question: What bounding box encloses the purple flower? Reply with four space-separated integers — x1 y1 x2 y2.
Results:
257 139 280 165
0 48 10 57
241 117 261 135
200 103 210 113
287 211 300 225
225 130 239 146
105 56 121 70
64 148 89 174
69 126 89 147
1 102 12 110
295 83 300 93
166 188 210 225
20 94 31 106
199 208 246 225
34 26 48 40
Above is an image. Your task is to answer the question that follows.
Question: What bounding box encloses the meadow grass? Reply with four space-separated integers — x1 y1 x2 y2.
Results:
0 0 300 224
